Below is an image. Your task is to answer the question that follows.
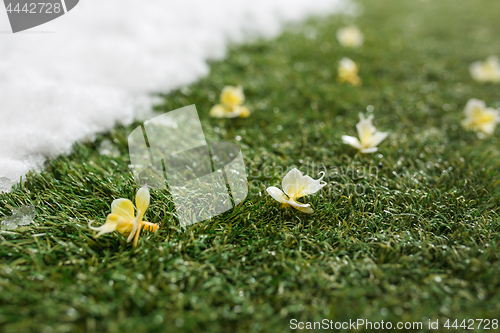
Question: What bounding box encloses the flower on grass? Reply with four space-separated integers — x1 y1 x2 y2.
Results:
342 113 388 153
469 56 500 83
266 168 326 214
461 98 500 137
338 57 361 86
210 85 250 118
88 185 159 246
336 26 364 48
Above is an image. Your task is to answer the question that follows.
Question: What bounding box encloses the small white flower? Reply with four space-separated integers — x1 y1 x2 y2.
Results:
342 113 388 153
461 98 500 137
266 168 326 214
338 57 361 86
469 56 500 83
336 26 364 48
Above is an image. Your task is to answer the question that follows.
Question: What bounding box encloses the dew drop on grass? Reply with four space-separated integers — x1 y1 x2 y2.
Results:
394 306 403 316
154 315 164 324
175 318 184 327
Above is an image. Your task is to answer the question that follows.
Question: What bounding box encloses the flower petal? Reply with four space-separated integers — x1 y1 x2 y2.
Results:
136 185 150 220
268 182 316 214
88 214 119 238
238 106 250 118
339 57 358 72
477 108 500 135
224 107 243 118
461 118 473 130
341 135 362 150
494 110 500 123
356 113 376 146
127 214 141 243
470 56 500 83
221 85 244 107
282 168 326 199
210 104 244 118
128 185 150 243
360 147 378 154
295 205 314 214
464 98 486 118
282 168 304 197
266 186 286 204
336 26 364 48
132 223 143 247
366 131 388 148
469 61 485 82
284 197 311 208
111 198 135 219
209 104 227 118
479 122 496 135
114 218 134 236
286 198 314 214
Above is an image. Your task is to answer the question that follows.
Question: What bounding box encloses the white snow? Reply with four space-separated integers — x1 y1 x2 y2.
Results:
0 0 351 192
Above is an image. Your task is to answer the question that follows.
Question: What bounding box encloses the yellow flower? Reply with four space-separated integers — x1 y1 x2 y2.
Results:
461 98 500 137
338 57 361 86
342 113 388 153
210 85 250 118
266 168 326 214
336 26 364 48
220 85 245 107
88 185 159 246
469 56 500 83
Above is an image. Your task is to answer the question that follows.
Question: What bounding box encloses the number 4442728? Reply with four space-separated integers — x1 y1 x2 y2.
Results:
444 319 498 330
6 3 62 14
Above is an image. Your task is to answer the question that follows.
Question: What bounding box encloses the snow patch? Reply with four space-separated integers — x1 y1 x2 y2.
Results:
0 0 352 192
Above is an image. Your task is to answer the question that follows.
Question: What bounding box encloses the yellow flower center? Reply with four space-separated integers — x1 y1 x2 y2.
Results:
221 89 243 107
471 107 494 126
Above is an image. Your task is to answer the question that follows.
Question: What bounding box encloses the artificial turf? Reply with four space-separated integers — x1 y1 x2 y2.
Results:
1 0 500 332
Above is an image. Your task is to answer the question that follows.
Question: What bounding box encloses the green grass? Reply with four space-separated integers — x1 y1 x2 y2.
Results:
2 0 500 332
